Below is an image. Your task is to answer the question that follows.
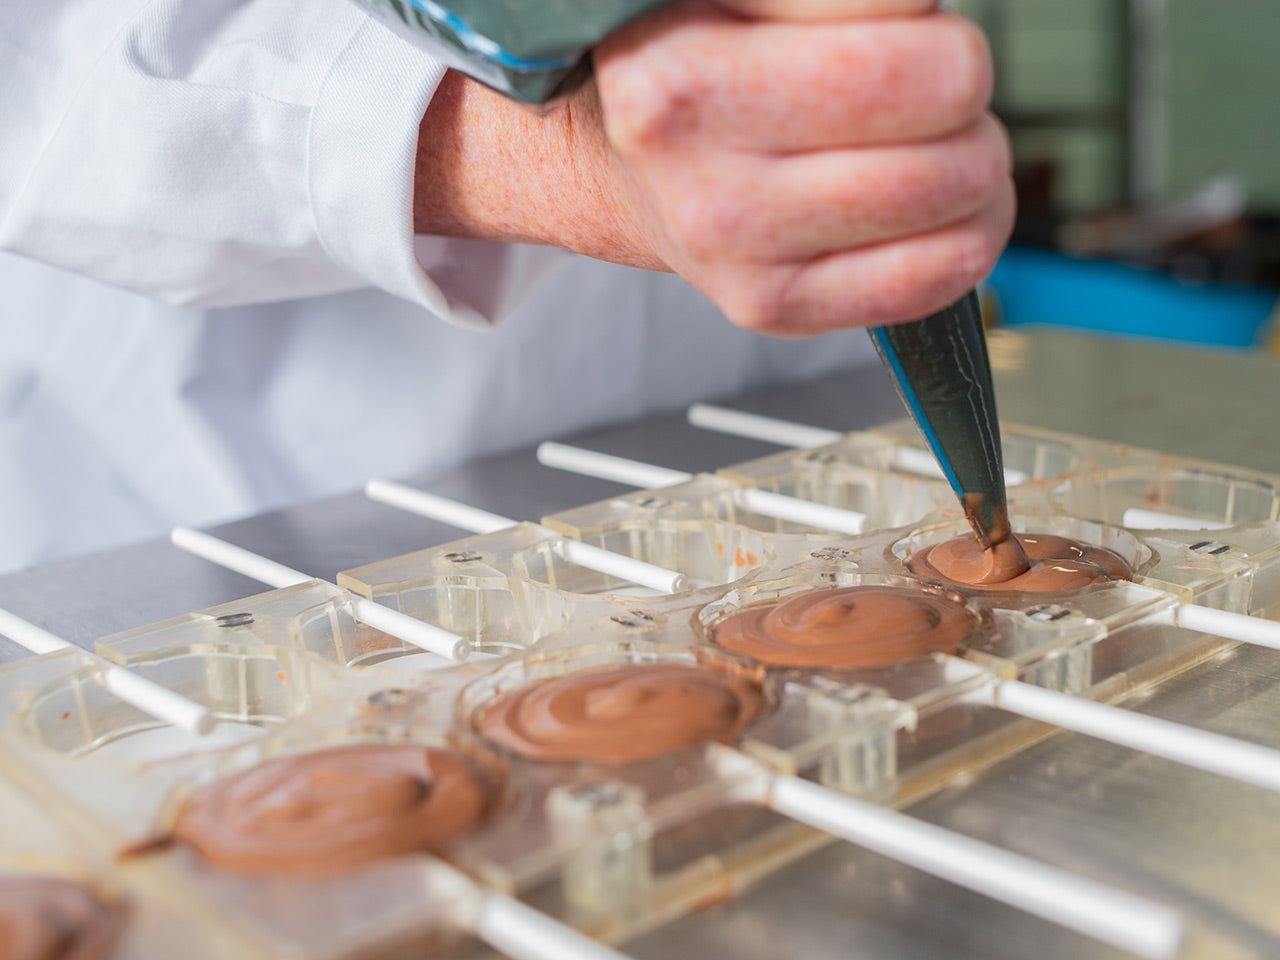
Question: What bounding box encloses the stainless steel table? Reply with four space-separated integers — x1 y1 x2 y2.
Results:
3 326 1280 959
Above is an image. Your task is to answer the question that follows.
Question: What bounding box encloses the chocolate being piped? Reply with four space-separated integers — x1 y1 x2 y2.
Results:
711 585 977 668
962 493 1030 575
871 298 1027 574
172 743 496 876
0 875 125 960
907 532 1132 592
476 663 763 763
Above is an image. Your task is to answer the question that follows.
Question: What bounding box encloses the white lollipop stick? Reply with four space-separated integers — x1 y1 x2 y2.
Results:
364 482 513 536
687 404 1028 485
1109 585 1280 653
536 443 867 534
889 445 954 480
170 528 469 662
364 480 688 594
890 445 1028 487
734 488 866 535
472 888 636 960
536 443 691 489
687 403 841 448
0 608 214 736
556 541 688 594
986 677 1280 793
1173 602 1280 651
711 751 1182 959
171 527 312 589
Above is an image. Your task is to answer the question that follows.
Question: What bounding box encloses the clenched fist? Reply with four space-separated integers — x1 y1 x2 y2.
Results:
414 0 1013 335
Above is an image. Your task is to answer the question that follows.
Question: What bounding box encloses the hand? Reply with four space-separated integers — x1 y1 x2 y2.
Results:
414 0 1013 335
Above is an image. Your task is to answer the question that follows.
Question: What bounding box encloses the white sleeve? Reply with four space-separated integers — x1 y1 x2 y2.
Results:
0 0 530 326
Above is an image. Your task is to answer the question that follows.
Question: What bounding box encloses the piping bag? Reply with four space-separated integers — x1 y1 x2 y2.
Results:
348 0 673 104
869 292 1016 551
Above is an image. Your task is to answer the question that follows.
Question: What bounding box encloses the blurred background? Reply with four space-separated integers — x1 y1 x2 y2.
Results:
955 0 1280 350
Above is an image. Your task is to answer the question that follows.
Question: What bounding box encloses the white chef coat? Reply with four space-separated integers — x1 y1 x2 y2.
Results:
0 1 877 574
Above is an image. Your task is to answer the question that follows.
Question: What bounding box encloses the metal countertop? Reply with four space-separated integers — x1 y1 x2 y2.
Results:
3 325 1279 959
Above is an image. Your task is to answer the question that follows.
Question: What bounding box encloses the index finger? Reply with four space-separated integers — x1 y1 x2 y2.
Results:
714 0 938 20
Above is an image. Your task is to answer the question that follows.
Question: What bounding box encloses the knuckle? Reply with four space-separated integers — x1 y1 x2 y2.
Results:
951 117 1014 204
665 188 743 261
600 61 699 154
969 115 1014 184
719 275 791 334
924 124 1013 230
955 211 1011 283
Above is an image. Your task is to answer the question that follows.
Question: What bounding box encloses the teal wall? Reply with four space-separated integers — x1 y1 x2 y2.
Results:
954 0 1128 212
1162 0 1280 207
954 0 1280 213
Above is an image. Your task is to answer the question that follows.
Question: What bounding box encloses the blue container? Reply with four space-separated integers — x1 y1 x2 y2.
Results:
986 246 1278 348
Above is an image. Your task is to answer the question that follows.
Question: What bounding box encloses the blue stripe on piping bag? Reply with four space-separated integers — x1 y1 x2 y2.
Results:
870 325 964 496
407 0 579 69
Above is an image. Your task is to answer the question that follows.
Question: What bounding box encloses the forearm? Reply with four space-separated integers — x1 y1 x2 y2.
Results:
413 71 666 271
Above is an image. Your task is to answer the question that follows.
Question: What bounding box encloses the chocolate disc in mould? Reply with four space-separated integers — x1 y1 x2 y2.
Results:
0 874 126 960
476 663 764 764
710 585 979 668
172 743 498 876
906 532 1132 593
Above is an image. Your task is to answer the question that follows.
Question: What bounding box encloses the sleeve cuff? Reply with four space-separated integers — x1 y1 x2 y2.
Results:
309 19 593 329
308 19 489 327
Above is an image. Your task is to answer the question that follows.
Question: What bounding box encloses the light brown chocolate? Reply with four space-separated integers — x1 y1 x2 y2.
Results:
711 585 977 668
173 743 495 876
476 663 763 763
907 532 1132 593
0 875 124 960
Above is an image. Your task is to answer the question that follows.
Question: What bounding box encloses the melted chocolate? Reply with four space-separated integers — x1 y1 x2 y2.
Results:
476 663 763 763
907 532 1132 592
711 585 977 668
173 743 495 876
0 875 124 960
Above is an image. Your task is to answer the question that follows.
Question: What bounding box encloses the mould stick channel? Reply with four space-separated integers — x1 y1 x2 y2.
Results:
691 408 1280 642
0 607 214 735
686 403 1029 486
535 442 868 535
710 747 1182 960
364 480 688 594
169 527 469 663
978 673 1280 794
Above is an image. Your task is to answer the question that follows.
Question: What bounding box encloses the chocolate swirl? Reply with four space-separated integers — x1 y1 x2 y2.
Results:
711 585 977 668
476 663 763 763
907 532 1132 593
173 743 495 876
0 875 124 960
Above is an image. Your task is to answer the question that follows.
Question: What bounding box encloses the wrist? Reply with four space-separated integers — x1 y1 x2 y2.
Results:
413 70 666 271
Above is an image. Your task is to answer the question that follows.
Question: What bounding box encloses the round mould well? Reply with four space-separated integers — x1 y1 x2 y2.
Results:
513 521 772 598
888 516 1155 592
14 646 307 761
1051 466 1280 530
696 574 989 670
163 732 506 877
458 643 767 766
290 584 565 670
